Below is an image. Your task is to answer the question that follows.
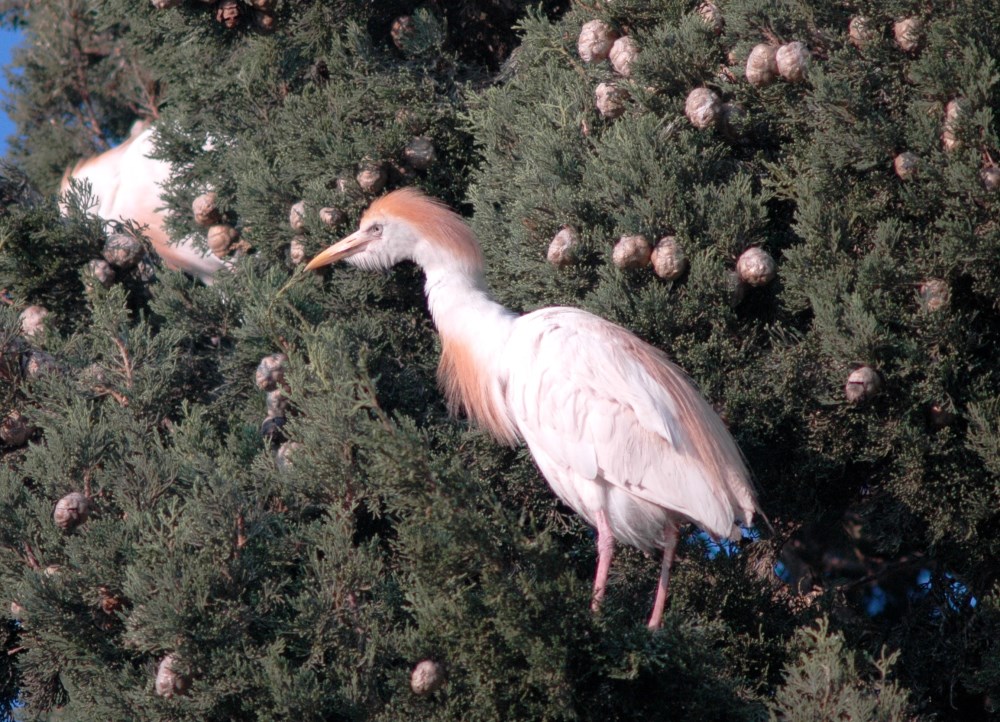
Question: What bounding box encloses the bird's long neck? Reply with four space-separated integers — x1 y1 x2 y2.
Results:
423 267 520 445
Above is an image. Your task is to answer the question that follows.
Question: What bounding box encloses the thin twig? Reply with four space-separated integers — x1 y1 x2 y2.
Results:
93 384 130 407
22 543 39 570
836 553 927 592
112 336 134 389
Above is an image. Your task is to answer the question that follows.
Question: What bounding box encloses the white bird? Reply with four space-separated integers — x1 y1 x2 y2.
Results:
60 123 226 284
306 188 762 628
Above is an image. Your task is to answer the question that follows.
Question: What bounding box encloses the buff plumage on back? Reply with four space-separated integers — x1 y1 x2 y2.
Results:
618 329 758 537
363 188 484 273
503 307 760 542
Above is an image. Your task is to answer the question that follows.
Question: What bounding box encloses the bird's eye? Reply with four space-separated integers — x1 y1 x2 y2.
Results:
368 223 382 236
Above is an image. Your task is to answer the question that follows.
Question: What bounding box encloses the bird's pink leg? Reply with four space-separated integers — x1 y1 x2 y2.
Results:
591 509 615 613
647 522 680 629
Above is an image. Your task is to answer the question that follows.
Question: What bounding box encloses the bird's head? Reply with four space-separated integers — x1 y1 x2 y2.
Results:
306 188 483 275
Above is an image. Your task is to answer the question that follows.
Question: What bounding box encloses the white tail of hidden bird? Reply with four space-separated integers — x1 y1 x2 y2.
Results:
306 188 763 628
59 123 226 284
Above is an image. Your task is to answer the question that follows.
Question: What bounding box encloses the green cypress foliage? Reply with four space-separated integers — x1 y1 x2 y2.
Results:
768 617 910 722
0 0 998 720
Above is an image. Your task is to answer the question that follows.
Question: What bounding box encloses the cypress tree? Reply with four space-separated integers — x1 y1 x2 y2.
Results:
0 1 997 720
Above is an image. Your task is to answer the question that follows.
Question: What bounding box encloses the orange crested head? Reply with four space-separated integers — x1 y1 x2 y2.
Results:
306 187 484 274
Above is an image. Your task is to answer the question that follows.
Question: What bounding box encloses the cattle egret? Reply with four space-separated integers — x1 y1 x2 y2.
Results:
60 124 226 284
306 188 762 628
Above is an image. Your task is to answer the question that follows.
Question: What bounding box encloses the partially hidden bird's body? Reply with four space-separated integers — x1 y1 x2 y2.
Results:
60 123 226 284
307 188 761 628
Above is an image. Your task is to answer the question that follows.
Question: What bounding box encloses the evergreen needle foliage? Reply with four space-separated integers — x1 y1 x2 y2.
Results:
0 0 998 720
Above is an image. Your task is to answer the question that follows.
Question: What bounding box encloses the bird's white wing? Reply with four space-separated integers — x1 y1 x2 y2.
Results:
504 307 757 539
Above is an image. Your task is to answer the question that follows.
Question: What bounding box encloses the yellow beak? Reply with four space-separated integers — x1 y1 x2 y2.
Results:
305 230 371 270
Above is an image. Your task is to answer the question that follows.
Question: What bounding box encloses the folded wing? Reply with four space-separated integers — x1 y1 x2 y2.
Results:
504 307 758 540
